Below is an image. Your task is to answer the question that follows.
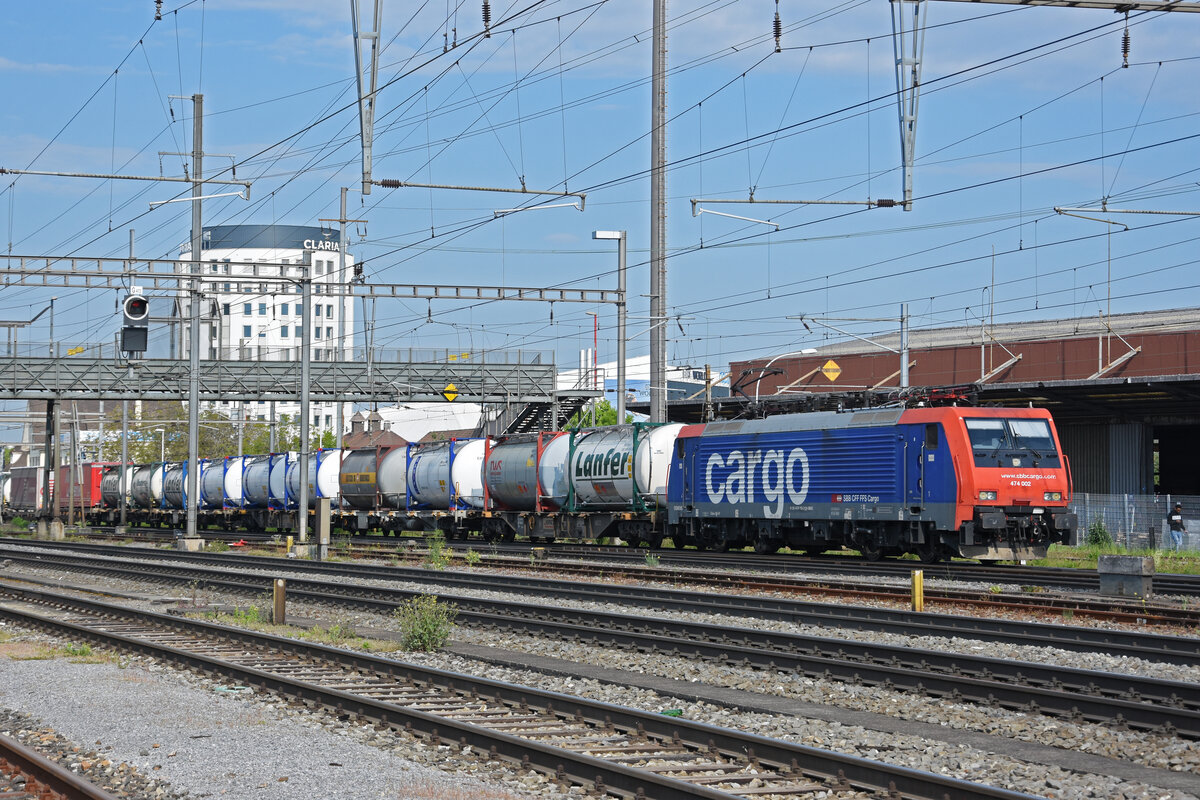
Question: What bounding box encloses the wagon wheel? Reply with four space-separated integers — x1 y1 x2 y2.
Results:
753 539 780 555
859 540 883 561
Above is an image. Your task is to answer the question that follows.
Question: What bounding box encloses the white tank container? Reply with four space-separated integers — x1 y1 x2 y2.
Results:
162 463 189 509
269 453 290 507
285 449 343 508
569 423 683 508
242 457 272 508
377 447 408 508
223 456 249 507
199 460 224 508
408 439 487 509
101 465 136 508
130 464 165 508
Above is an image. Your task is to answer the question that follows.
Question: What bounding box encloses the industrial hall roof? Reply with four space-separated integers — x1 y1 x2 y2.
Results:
639 308 1200 425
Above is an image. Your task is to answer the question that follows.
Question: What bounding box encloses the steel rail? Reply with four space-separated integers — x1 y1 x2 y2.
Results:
0 583 1042 800
0 731 120 800
3 549 1195 737
5 542 1195 665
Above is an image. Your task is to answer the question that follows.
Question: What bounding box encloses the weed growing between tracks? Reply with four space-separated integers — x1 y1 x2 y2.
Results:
394 594 458 651
423 532 451 570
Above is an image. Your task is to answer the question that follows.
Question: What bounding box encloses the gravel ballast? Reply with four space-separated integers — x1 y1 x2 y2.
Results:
0 635 565 800
2 545 1199 799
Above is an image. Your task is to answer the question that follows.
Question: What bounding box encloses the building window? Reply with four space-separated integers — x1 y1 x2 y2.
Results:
222 304 230 315
326 327 332 339
243 303 252 315
296 326 303 339
326 304 334 318
280 303 289 315
258 302 267 316
281 325 289 338
243 325 252 338
314 305 320 319
295 304 303 316
325 415 332 428
314 327 322 339
258 327 266 338
314 284 323 294
223 282 231 292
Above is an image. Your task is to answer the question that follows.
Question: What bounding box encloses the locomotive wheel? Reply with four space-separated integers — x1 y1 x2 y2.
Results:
645 533 664 549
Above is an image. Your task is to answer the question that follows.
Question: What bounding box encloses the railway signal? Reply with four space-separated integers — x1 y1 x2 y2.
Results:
121 292 149 354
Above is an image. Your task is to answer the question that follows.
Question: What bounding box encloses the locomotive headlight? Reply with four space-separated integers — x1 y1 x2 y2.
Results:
979 490 997 501
1043 491 1062 501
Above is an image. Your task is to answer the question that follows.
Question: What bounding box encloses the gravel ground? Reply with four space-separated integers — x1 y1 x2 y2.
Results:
2 545 1198 800
0 634 569 800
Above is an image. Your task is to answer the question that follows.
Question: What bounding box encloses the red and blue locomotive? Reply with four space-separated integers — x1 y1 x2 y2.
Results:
665 406 1076 561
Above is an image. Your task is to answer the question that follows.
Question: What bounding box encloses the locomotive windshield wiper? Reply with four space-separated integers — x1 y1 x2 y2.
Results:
1011 431 1043 458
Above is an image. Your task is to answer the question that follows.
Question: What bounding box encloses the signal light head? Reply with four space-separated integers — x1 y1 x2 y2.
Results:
123 294 149 322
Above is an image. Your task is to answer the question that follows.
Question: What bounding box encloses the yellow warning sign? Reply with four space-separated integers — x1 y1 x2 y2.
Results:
821 359 842 382
442 383 459 402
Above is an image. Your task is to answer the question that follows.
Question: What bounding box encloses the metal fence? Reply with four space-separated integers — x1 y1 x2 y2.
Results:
1070 492 1199 551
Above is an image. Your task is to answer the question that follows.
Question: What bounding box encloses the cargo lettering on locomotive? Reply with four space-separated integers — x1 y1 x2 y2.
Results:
704 447 810 516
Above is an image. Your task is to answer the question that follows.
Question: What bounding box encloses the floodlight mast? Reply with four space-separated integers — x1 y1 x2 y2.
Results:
592 230 627 424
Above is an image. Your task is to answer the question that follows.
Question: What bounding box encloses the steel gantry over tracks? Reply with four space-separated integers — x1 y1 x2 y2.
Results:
0 355 556 403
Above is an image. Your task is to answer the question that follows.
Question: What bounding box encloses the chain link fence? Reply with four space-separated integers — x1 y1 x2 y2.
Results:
1069 493 1199 551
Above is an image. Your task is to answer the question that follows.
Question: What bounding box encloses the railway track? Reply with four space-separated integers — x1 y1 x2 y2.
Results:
3 544 1198 738
0 731 118 800
7 536 1196 627
4 542 1197 664
0 582 1043 800
50 528 1200 598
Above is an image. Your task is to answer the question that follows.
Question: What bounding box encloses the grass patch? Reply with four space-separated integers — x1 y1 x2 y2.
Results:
1030 543 1200 574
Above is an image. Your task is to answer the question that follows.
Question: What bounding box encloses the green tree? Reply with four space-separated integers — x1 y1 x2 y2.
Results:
563 399 631 429
96 403 340 462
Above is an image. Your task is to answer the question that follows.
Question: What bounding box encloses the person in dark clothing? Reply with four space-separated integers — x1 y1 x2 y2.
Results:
1168 503 1187 551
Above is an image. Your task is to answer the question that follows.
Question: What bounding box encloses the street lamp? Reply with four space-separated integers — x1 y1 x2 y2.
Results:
592 230 626 424
154 428 165 462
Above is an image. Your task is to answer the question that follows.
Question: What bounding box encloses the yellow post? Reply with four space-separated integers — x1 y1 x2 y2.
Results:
911 569 924 612
273 578 286 624
286 535 294 553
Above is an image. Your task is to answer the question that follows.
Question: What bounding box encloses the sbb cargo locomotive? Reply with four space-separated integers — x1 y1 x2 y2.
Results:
14 405 1076 561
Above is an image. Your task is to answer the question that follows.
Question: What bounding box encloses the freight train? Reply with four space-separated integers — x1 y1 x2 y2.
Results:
8 405 1077 561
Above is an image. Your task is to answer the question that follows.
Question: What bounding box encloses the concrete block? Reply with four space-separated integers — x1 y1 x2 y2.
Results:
290 544 316 559
176 537 205 552
1097 555 1153 598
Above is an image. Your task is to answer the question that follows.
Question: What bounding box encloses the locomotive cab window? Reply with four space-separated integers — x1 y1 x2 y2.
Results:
965 418 1059 467
965 419 1007 452
925 424 939 449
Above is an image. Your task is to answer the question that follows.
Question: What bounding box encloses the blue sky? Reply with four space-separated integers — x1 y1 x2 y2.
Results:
3 0 1199 385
